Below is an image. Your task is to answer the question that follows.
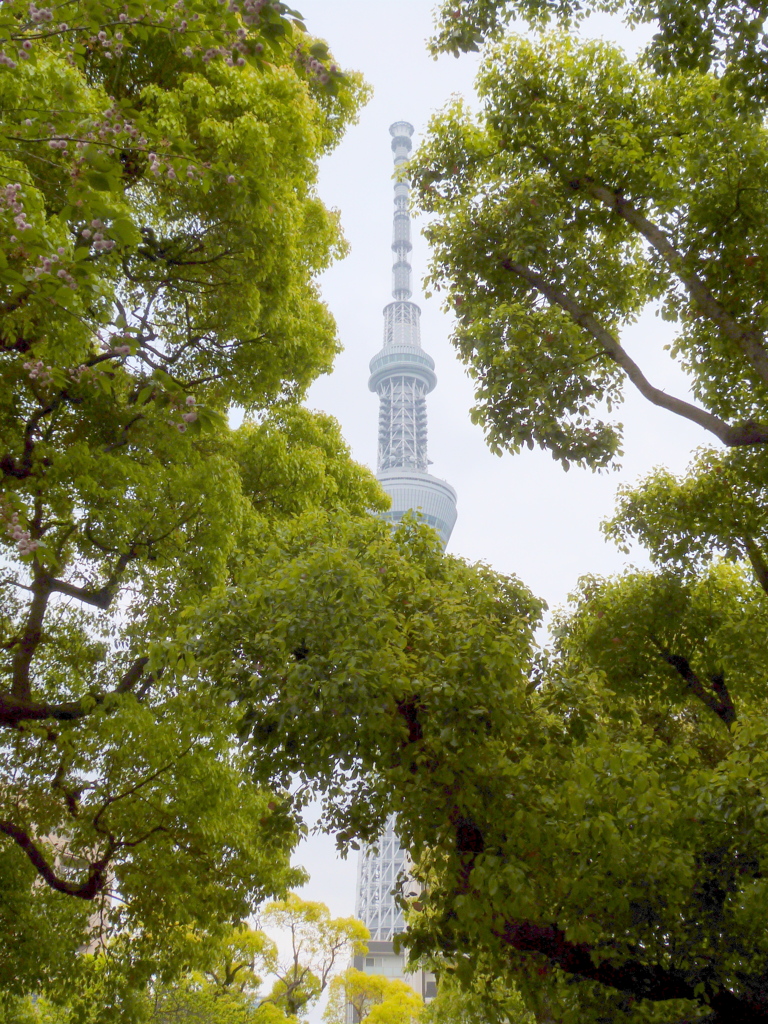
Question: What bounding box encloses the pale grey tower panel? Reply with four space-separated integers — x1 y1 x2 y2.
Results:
377 469 457 548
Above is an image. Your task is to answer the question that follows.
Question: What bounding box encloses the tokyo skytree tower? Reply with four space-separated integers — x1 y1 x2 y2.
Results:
367 121 458 547
352 124 455 1001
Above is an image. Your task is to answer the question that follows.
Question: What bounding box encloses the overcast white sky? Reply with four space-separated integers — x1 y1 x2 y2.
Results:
274 0 707 933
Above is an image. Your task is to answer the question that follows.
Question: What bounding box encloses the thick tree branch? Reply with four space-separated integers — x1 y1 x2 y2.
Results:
46 578 115 610
0 655 151 727
114 655 152 694
648 639 736 725
743 535 768 597
575 181 768 388
1 400 58 480
0 819 114 899
501 260 768 446
495 919 763 1023
0 751 182 898
11 574 51 699
0 335 33 353
47 550 138 611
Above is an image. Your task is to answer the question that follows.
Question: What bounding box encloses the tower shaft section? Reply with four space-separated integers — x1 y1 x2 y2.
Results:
355 814 406 941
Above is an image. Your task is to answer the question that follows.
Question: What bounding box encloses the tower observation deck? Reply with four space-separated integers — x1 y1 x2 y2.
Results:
368 122 457 548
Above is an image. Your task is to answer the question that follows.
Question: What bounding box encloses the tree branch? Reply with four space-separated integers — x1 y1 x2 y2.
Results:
501 260 768 446
46 578 114 610
0 655 152 727
0 819 114 899
743 535 768 598
11 573 51 700
648 639 736 725
91 750 188 837
47 550 138 611
575 181 768 388
494 919 763 1023
1 400 59 480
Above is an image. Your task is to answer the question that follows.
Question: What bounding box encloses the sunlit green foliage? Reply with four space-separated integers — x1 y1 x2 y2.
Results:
413 33 768 468
260 894 369 1017
10 2 768 1023
419 971 532 1024
324 968 423 1024
0 0 378 999
431 0 768 105
396 6 768 1021
13 898 368 1024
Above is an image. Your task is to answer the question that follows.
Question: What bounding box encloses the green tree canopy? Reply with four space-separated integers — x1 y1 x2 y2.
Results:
390 9 768 1020
260 894 369 1017
324 968 423 1024
412 32 768 470
391 558 768 1024
604 444 768 597
21 901 369 1024
6 923 294 1024
0 0 379 998
417 1 768 807
11 2 768 1023
430 0 768 105
419 971 532 1024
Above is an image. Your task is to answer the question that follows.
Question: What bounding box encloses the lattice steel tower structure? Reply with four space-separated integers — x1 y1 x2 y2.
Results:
367 121 458 547
352 123 454 1006
355 814 409 943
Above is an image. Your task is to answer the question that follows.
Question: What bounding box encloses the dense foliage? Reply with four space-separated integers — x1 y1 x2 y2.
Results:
431 0 768 103
324 968 424 1024
413 32 768 469
8 2 768 1023
4 895 365 1024
0 0 381 999
260 894 369 1016
379 3 768 1023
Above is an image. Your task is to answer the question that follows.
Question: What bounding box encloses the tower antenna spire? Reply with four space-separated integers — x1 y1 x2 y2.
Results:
390 120 414 301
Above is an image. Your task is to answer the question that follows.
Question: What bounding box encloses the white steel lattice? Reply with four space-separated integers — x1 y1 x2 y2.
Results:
355 815 407 940
377 375 429 472
383 302 421 348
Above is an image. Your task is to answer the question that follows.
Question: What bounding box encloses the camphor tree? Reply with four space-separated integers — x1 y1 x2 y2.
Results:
0 0 382 1001
8 898 368 1024
259 894 369 1018
6 924 279 1023
356 2 768 1022
0 7 547 1014
430 0 768 104
14 0 768 1021
323 968 423 1024
414 32 768 468
40 898 365 1024
419 970 532 1024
